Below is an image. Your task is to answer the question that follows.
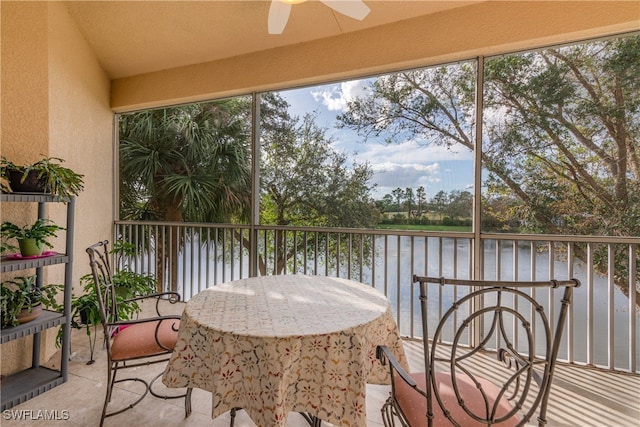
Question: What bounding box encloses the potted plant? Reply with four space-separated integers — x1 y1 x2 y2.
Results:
1 218 65 257
67 240 157 363
0 156 84 198
0 275 62 328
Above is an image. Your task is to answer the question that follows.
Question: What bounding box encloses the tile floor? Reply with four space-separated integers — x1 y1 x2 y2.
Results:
2 327 639 427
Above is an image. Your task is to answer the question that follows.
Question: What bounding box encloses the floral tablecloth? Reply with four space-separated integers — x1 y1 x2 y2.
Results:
162 274 407 427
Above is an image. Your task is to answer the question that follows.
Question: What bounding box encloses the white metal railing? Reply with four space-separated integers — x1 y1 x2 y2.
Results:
114 221 639 374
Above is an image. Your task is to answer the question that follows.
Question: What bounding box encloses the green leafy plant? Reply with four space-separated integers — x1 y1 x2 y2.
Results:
0 157 12 193
67 240 156 362
0 275 62 328
0 218 65 255
72 270 156 328
0 156 84 198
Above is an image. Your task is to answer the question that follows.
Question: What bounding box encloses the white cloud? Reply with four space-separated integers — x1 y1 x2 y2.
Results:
340 139 474 198
336 138 472 165
371 161 441 193
370 162 440 175
311 80 370 112
283 83 474 198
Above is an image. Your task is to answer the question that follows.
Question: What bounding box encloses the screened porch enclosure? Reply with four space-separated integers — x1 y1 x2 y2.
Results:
114 34 640 376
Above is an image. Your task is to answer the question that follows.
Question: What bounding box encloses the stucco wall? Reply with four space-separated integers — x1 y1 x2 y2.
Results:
1 1 112 376
47 1 113 254
111 1 640 111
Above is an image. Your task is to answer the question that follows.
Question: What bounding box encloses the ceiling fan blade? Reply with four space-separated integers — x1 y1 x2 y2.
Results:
320 0 370 21
268 0 292 34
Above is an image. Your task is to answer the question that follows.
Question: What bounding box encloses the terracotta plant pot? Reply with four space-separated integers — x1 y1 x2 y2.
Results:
18 238 45 257
16 303 43 324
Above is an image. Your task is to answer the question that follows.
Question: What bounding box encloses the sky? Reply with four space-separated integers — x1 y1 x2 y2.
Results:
278 80 475 200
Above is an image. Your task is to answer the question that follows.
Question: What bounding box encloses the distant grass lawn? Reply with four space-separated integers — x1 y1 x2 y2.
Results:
376 224 472 232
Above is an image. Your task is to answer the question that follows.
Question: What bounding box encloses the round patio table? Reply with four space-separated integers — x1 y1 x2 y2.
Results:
162 274 407 427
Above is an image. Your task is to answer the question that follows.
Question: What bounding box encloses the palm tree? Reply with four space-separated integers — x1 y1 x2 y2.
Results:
118 100 252 290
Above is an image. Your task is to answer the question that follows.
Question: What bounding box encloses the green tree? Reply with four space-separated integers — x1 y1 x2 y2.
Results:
391 187 404 212
255 93 380 275
379 194 394 213
445 190 473 220
483 37 639 238
337 35 639 303
404 187 414 221
416 186 427 218
432 190 447 221
118 100 252 289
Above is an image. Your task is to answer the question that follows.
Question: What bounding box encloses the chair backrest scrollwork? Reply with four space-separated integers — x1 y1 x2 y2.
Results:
414 275 580 427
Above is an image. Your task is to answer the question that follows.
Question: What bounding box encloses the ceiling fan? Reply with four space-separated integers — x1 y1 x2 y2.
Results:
268 0 371 35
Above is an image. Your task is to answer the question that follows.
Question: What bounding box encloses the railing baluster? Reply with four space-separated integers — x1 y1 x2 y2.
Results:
336 233 341 278
530 241 537 357
424 236 429 277
222 228 227 283
205 228 211 292
168 225 173 292
587 242 594 367
360 234 365 282
191 227 196 296
231 227 236 280
302 231 307 275
396 235 401 332
239 228 244 279
324 232 329 277
183 227 188 295
608 244 615 370
438 237 443 325
410 235 415 338
567 242 575 363
549 242 555 341
384 235 389 299
214 228 220 286
630 243 637 373
496 239 501 280
347 233 352 280
313 231 319 275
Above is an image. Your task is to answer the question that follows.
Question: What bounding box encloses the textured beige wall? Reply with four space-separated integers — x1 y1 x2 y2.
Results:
1 3 49 164
47 1 113 255
1 1 112 375
111 1 640 111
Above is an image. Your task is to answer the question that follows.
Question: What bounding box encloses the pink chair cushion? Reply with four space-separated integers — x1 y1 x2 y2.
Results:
394 370 519 427
110 324 131 337
110 319 180 361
